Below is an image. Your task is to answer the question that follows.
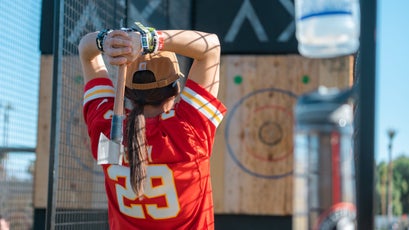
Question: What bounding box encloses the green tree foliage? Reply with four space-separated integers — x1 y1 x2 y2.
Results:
393 156 409 214
376 154 409 216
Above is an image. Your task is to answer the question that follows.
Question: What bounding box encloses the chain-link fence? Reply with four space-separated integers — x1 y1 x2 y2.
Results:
49 1 127 229
0 0 42 229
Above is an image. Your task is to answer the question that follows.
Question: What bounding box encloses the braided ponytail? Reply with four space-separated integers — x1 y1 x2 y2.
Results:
124 70 180 196
126 104 147 196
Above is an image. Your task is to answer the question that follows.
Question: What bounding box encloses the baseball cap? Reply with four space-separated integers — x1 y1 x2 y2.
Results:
126 51 182 90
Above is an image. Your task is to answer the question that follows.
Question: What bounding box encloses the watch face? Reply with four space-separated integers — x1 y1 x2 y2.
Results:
141 35 148 48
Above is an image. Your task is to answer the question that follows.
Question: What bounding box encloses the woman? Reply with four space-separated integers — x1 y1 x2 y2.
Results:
78 23 226 229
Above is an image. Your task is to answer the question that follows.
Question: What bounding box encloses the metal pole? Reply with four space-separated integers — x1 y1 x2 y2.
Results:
3 103 13 147
46 0 63 229
387 129 396 224
356 0 377 229
3 105 6 147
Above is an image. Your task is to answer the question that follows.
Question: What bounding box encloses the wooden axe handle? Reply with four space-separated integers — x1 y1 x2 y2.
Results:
113 64 127 116
110 64 127 142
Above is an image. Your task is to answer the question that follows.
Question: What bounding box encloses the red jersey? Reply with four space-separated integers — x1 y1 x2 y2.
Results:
83 78 226 230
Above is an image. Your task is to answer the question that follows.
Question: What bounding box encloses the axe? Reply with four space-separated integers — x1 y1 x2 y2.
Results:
97 65 127 165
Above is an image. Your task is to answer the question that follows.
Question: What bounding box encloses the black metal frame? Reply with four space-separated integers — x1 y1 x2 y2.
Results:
46 0 63 229
356 0 377 228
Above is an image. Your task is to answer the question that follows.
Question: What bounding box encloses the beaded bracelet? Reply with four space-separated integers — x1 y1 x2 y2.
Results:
132 22 163 54
156 30 164 51
133 22 151 54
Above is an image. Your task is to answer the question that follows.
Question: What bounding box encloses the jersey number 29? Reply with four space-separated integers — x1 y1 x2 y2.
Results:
107 164 181 219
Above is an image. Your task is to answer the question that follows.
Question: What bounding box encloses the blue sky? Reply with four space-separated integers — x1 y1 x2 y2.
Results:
375 0 409 163
0 1 41 179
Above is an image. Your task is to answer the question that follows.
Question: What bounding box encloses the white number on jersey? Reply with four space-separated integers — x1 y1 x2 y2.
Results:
107 164 181 219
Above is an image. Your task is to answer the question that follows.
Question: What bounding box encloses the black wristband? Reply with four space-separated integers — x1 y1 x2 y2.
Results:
96 29 112 52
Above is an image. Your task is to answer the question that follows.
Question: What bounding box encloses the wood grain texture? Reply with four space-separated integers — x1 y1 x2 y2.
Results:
211 55 353 215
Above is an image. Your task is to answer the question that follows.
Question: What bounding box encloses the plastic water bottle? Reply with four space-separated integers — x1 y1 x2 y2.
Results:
295 0 360 58
293 87 356 229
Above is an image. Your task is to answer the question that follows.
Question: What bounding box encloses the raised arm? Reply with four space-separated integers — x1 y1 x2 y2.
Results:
79 27 221 96
160 30 221 97
78 30 139 84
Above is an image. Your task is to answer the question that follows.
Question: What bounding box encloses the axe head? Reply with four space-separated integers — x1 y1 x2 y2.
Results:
97 133 124 165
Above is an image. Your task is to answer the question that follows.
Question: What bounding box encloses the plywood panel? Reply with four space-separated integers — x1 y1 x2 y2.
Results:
211 54 353 215
34 55 53 208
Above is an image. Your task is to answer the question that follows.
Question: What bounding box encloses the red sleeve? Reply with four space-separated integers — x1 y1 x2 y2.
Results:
176 79 227 154
83 78 115 159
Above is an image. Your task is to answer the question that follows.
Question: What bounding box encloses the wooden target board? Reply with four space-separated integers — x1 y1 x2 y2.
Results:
211 55 353 215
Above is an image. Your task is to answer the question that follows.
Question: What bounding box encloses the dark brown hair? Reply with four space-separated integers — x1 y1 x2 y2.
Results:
124 70 180 196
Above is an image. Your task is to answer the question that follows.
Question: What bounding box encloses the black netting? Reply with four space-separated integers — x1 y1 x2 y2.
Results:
0 1 42 229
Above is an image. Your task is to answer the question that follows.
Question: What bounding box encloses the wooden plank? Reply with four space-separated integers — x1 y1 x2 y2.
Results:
34 55 53 208
212 54 353 215
224 56 258 213
211 56 228 211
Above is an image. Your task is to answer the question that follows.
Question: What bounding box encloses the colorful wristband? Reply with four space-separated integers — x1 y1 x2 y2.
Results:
131 22 164 54
96 29 112 52
133 22 151 54
156 30 164 51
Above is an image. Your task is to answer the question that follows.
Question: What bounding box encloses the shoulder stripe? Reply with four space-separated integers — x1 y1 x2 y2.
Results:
84 85 115 105
181 87 224 127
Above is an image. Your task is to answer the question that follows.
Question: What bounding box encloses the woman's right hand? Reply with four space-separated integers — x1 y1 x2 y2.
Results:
103 30 142 66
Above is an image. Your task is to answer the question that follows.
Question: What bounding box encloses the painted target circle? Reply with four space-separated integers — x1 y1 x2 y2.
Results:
258 120 283 146
225 87 297 179
245 105 294 162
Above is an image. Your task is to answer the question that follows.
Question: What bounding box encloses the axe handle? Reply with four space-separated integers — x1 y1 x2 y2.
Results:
110 64 127 142
113 64 127 115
